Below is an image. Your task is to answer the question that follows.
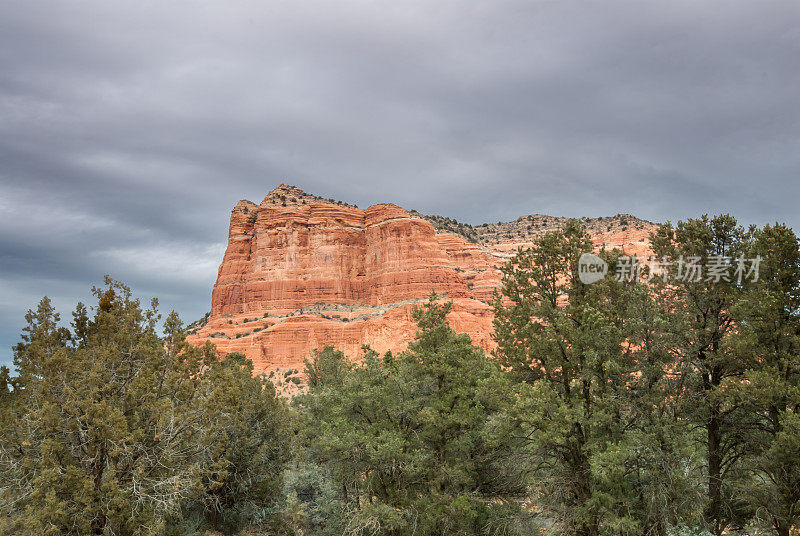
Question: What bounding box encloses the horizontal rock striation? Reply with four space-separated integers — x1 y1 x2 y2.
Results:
188 184 656 380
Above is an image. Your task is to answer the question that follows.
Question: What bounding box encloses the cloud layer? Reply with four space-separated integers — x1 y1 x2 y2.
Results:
1 1 798 366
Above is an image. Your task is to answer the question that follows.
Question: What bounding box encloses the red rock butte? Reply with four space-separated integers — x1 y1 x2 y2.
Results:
187 184 656 380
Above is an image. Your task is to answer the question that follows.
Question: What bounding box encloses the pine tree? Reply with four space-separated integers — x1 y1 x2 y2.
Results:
651 214 753 535
728 223 800 536
493 221 697 536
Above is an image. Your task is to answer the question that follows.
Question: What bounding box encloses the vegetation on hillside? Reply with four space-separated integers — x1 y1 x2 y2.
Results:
1 215 799 536
414 210 654 245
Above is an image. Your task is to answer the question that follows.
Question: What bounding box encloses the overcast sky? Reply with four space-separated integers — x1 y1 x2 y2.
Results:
1 1 798 368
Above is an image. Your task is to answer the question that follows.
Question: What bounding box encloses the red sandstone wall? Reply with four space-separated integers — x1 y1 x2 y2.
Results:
187 186 654 378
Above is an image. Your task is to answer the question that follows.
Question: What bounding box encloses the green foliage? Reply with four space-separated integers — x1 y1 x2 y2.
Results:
652 215 755 535
3 216 800 536
303 345 351 389
295 292 527 536
725 223 800 536
0 277 291 536
189 352 292 533
493 221 699 536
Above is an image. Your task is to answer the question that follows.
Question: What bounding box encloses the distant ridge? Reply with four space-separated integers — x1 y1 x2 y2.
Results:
415 211 655 245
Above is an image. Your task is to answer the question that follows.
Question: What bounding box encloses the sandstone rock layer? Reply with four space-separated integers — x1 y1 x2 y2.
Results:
188 185 655 379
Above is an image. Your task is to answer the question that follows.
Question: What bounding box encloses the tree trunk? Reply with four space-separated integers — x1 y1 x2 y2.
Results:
705 406 723 536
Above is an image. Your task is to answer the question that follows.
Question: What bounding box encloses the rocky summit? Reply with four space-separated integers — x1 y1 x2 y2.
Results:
187 184 656 383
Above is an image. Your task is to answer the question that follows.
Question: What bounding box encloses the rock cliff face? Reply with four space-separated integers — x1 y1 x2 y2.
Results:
187 184 656 383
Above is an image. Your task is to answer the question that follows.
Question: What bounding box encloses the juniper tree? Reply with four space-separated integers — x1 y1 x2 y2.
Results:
0 278 291 536
0 280 205 535
296 293 527 536
190 352 292 533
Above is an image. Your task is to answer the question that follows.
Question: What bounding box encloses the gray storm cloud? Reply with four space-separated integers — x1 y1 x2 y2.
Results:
1 0 798 367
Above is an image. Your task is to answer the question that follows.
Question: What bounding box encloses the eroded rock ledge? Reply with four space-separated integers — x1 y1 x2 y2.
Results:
187 184 656 379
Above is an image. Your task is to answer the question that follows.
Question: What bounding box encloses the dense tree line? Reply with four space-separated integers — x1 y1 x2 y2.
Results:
0 278 291 535
1 215 798 536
